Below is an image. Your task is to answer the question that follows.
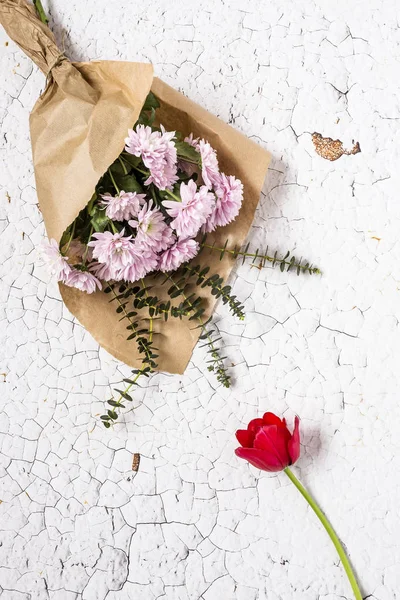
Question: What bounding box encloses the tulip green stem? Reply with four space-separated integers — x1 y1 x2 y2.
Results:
284 468 362 600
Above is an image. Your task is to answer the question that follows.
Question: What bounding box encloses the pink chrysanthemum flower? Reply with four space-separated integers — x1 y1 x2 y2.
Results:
89 260 117 282
125 125 162 163
120 248 159 283
158 238 199 272
41 238 72 281
125 125 178 190
100 190 147 221
88 230 136 270
197 139 219 188
90 244 158 284
163 180 215 238
129 201 174 252
184 133 199 147
64 268 102 294
204 173 244 232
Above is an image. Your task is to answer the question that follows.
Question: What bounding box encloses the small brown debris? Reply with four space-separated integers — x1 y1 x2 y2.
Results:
132 453 140 472
1 373 7 382
22 232 25 240
371 236 381 242
5 41 8 46
312 132 361 161
6 192 11 203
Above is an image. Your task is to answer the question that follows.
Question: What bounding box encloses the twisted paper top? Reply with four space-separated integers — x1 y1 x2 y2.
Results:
0 0 64 73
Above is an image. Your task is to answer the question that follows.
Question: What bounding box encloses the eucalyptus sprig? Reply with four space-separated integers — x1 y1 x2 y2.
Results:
163 273 231 387
180 263 245 320
100 284 158 426
200 237 321 275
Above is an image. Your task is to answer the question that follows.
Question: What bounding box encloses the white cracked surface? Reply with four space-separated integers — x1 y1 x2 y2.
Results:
1 0 400 598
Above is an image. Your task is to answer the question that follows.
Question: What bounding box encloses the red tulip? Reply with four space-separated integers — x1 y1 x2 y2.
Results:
234 412 363 599
235 412 300 471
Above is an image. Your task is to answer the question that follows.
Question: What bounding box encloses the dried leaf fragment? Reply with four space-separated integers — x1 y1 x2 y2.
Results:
132 453 140 472
312 132 361 161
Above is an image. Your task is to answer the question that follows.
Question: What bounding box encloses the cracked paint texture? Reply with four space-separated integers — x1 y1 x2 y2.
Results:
1 0 400 598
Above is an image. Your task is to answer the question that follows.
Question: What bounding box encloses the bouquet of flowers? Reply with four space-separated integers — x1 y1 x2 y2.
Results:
47 94 319 425
48 92 246 298
0 0 319 427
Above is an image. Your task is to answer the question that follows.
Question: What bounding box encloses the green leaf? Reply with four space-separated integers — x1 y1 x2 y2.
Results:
175 140 201 164
141 91 160 112
114 173 143 194
90 205 109 232
108 399 124 408
109 159 126 177
115 389 133 401
121 153 141 169
103 421 111 428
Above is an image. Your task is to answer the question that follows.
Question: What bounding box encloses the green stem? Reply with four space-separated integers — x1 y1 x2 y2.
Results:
140 279 154 343
82 226 94 263
118 157 128 175
164 188 181 202
284 468 362 600
108 169 120 194
64 220 76 254
33 0 48 24
132 164 150 177
150 185 160 207
114 370 141 408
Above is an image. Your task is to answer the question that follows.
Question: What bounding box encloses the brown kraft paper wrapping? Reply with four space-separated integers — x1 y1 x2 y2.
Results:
0 0 271 374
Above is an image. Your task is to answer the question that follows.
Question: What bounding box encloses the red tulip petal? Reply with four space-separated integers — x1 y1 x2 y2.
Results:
235 447 285 472
254 425 290 469
247 418 265 433
236 429 254 448
288 416 300 465
262 412 284 427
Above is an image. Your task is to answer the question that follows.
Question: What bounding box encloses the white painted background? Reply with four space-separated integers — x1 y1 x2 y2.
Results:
1 0 400 598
